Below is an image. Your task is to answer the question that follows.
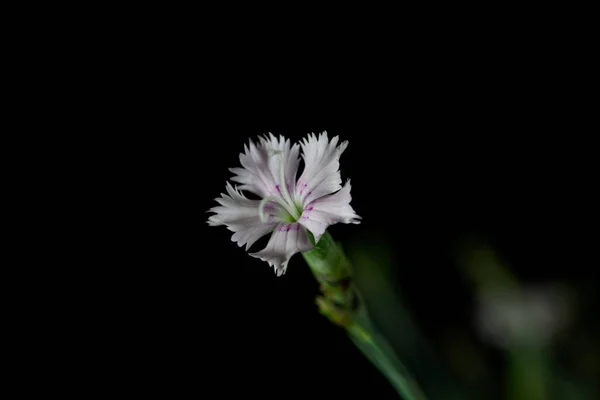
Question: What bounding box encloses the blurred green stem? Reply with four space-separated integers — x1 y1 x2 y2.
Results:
458 243 551 400
507 347 548 400
302 232 428 400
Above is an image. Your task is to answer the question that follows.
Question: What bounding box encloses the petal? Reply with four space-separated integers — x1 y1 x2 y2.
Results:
250 223 314 276
298 180 361 242
207 182 278 250
295 131 348 206
229 133 300 202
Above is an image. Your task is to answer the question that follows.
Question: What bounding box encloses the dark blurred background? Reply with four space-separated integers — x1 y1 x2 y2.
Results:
88 30 598 398
25 8 598 399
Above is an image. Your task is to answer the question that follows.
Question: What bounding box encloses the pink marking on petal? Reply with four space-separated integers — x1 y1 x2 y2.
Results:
275 185 282 193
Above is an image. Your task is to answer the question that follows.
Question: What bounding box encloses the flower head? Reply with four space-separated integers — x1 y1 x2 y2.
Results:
207 132 360 276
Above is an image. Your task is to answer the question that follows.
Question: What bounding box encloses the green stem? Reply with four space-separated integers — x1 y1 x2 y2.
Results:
507 347 549 400
302 232 428 400
348 321 428 400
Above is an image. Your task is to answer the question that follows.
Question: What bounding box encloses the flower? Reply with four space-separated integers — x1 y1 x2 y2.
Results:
207 132 360 276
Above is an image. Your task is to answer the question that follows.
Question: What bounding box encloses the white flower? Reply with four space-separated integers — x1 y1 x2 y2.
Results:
207 132 360 276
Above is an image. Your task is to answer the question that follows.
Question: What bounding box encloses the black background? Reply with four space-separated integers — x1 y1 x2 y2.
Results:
77 32 598 398
16 8 598 399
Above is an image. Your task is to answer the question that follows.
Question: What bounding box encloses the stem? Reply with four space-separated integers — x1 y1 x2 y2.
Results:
348 320 428 400
506 347 549 400
302 232 428 400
